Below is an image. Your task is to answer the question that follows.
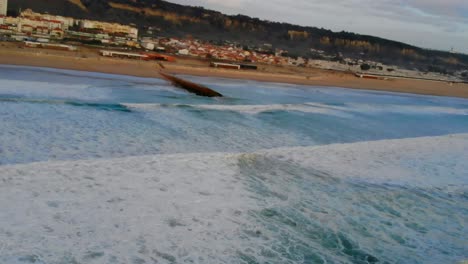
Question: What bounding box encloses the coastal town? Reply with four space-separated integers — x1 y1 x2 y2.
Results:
0 0 466 83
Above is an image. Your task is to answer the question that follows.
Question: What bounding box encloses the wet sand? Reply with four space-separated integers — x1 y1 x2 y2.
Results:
1 43 467 98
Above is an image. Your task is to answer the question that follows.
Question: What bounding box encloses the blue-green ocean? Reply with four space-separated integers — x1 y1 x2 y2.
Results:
0 65 467 264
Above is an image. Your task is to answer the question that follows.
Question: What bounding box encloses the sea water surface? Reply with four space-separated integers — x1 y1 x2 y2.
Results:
0 65 467 263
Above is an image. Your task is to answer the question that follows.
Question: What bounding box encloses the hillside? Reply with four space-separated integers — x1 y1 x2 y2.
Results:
8 0 468 73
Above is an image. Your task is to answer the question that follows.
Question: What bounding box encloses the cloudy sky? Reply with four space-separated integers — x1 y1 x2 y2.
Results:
166 0 468 54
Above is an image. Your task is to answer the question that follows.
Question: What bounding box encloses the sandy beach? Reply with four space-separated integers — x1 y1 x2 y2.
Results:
1 42 468 98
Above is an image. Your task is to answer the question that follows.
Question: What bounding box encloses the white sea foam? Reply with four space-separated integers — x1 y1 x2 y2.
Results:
264 133 468 188
124 101 468 116
0 134 467 263
0 152 254 263
124 102 351 116
195 103 347 115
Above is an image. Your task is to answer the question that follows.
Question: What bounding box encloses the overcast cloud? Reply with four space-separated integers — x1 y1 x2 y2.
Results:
166 0 468 53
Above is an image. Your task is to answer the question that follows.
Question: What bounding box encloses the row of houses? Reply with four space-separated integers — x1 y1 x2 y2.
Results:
0 9 138 44
148 37 289 65
0 15 64 38
138 37 339 68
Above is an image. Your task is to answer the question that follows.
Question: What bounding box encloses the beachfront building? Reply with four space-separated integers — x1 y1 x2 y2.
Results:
79 20 138 40
0 0 7 16
0 8 138 45
17 17 63 33
0 17 17 34
17 9 134 41
20 9 75 30
0 16 64 38
0 9 68 38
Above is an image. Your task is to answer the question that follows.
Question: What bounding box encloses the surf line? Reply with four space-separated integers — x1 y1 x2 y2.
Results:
156 64 223 98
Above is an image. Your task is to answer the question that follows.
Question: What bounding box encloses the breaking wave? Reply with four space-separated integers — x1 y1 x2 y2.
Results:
124 102 349 116
124 101 468 116
2 96 466 117
0 97 132 112
1 134 467 264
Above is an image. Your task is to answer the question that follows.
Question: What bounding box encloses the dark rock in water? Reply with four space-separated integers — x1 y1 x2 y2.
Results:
159 72 223 97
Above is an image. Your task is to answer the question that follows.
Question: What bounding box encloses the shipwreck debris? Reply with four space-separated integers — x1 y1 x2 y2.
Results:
159 71 223 97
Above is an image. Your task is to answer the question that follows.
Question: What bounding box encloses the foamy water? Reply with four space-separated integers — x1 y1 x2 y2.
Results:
0 65 467 263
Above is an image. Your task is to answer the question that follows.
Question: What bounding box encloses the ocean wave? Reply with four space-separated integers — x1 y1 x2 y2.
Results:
123 102 351 116
262 133 468 189
1 134 467 263
3 133 466 188
0 97 132 112
124 101 468 117
2 93 466 116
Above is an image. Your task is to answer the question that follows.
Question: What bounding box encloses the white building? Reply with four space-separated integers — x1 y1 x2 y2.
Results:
80 20 138 40
21 9 75 30
0 0 7 16
178 49 189 55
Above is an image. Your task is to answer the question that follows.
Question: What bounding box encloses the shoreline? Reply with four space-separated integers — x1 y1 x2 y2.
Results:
1 44 468 98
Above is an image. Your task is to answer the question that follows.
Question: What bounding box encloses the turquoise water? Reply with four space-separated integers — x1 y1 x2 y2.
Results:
1 65 468 165
0 65 467 263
